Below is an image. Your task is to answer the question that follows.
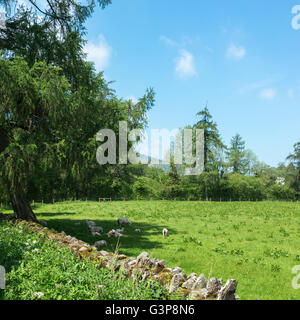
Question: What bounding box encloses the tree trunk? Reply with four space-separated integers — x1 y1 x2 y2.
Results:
4 174 37 222
10 190 37 222
7 178 37 222
205 186 208 201
1 126 37 222
6 179 38 222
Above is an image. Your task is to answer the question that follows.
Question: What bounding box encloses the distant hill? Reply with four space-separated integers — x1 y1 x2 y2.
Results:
137 154 170 172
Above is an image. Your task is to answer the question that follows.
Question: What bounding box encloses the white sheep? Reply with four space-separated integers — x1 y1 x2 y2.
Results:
108 229 123 238
94 240 107 248
85 220 96 228
135 228 141 233
108 229 116 238
117 218 132 226
162 228 168 237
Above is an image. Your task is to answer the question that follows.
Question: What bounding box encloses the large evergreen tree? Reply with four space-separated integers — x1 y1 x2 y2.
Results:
226 134 248 174
0 0 155 220
194 106 225 172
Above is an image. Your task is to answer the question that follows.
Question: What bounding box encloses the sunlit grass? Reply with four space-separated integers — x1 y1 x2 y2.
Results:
4 200 300 300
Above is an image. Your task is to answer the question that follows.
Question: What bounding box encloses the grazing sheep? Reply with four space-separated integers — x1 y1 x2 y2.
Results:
108 229 116 238
135 228 141 233
162 228 168 237
89 226 103 234
117 218 132 226
94 240 107 248
108 229 123 238
85 220 96 228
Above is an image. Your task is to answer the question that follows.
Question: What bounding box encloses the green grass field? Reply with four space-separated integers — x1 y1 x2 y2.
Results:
4 200 300 300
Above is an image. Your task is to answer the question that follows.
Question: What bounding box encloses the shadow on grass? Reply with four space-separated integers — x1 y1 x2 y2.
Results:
36 212 179 257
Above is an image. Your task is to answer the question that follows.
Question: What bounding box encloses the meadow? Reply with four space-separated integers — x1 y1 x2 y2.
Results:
3 200 300 300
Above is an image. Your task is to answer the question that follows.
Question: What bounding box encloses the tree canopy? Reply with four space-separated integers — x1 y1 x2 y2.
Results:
0 0 157 220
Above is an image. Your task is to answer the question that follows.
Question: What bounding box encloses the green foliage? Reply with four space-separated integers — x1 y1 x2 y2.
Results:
221 173 266 201
0 57 71 193
194 106 226 172
226 134 248 174
286 142 300 193
267 184 295 201
133 177 161 200
0 55 154 216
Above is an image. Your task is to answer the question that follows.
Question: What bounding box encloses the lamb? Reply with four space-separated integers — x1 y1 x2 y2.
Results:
117 218 132 226
108 229 123 238
94 240 107 248
162 228 168 237
85 220 96 228
135 228 141 233
108 229 117 238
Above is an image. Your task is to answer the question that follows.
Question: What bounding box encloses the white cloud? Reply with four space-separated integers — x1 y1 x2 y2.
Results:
175 49 197 78
260 88 277 100
126 95 138 105
84 34 112 72
226 44 246 60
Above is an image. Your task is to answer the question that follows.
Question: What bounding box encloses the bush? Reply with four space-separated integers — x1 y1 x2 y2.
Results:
221 174 266 201
133 177 162 200
267 184 295 201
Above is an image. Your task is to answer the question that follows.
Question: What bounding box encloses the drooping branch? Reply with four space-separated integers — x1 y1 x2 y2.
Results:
0 126 9 154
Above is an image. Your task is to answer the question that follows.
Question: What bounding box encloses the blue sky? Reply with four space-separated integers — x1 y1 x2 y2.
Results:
82 0 300 166
9 0 300 166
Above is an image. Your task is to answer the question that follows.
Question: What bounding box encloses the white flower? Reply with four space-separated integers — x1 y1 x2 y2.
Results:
275 177 285 186
33 292 44 299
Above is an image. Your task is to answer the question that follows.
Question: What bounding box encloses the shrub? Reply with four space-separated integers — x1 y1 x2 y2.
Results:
267 184 295 201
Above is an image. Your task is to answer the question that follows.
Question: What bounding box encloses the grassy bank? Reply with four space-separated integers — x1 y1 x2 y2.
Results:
0 220 167 300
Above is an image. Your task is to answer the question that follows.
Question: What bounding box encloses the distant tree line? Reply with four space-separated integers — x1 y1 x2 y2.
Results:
129 107 299 202
1 106 298 203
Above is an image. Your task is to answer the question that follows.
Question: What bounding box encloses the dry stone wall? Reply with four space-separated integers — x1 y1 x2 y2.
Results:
3 217 238 300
